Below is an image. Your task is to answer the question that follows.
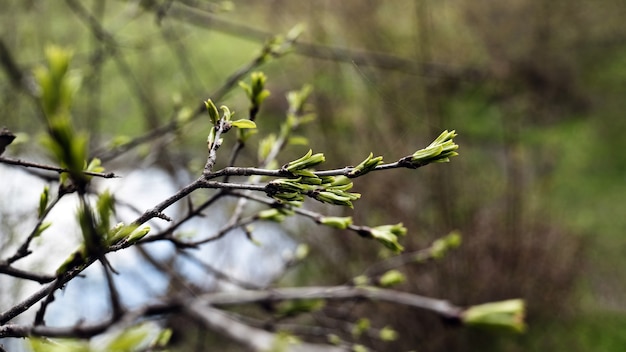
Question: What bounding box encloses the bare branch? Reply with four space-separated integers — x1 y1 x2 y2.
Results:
154 1 486 80
197 285 462 319
0 264 55 284
184 304 345 352
0 156 117 179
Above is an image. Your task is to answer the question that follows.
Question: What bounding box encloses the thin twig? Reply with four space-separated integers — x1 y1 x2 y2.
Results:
156 1 487 80
0 156 117 178
6 195 63 264
0 265 55 284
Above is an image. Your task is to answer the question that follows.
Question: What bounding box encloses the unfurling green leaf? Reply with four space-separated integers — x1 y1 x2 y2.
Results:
430 231 462 259
379 326 398 341
405 130 459 167
86 158 104 174
286 85 313 114
320 216 353 230
128 225 151 243
153 328 173 348
240 71 271 106
33 222 52 238
294 243 309 260
258 133 277 162
38 186 50 218
367 223 407 252
462 299 526 333
352 345 369 352
313 190 359 208
378 269 406 287
96 190 115 235
205 99 220 125
348 152 384 177
230 119 257 129
352 318 371 338
56 245 88 275
353 275 370 286
258 208 287 223
288 136 309 145
34 45 80 117
220 105 233 121
284 149 325 172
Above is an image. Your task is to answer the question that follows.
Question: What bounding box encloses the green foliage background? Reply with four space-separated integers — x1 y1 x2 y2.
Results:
2 0 626 350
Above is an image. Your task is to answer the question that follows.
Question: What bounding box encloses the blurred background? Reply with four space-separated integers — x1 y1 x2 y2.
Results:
1 0 626 350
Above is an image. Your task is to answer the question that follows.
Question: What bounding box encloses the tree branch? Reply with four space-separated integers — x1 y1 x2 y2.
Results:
197 285 463 319
185 304 345 352
0 156 117 178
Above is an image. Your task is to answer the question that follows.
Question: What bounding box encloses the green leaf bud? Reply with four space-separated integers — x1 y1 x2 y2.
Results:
352 275 370 286
284 149 325 172
378 269 406 287
220 105 233 121
258 208 286 223
368 223 407 252
230 119 257 129
38 186 49 218
407 130 459 167
127 225 150 243
33 222 52 238
379 326 398 342
348 152 384 177
462 299 526 333
258 133 276 162
352 318 370 338
320 216 353 230
314 191 355 208
205 99 219 125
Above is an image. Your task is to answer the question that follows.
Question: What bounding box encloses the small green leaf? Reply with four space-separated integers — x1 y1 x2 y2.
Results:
127 225 151 243
56 245 88 275
379 269 406 287
284 149 326 172
353 275 370 286
320 216 353 230
105 324 150 351
348 152 384 177
294 243 309 260
205 99 219 125
38 186 50 218
288 136 309 145
462 299 526 333
96 191 115 235
153 328 173 348
258 208 286 222
379 326 398 341
33 222 52 238
230 119 257 129
352 318 370 338
85 158 104 173
220 105 233 121
368 223 407 252
352 345 369 352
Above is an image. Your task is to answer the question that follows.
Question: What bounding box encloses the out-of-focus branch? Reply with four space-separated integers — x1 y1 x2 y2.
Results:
0 37 38 96
185 304 345 352
65 0 161 131
153 0 487 81
0 264 55 284
0 156 117 179
197 285 462 318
